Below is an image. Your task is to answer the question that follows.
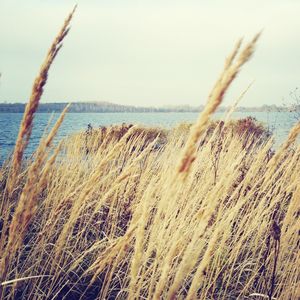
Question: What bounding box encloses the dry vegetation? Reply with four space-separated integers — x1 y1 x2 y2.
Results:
0 7 299 300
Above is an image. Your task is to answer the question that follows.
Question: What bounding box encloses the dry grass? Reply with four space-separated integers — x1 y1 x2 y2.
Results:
6 6 76 196
0 9 299 300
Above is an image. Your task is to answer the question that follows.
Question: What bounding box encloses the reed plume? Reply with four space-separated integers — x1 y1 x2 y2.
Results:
0 6 75 289
6 6 76 195
177 33 260 175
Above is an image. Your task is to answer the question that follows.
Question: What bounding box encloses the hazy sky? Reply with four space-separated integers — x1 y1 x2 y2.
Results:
0 0 299 107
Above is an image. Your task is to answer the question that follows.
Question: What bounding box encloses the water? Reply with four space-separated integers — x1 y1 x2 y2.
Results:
0 111 297 164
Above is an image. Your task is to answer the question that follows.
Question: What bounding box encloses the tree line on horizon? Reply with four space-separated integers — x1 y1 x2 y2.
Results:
0 101 298 113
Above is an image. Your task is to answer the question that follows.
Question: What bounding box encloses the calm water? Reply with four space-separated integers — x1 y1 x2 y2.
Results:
0 112 297 163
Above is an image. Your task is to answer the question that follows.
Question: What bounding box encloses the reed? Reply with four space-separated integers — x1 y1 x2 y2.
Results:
0 6 75 295
177 33 260 175
6 6 76 195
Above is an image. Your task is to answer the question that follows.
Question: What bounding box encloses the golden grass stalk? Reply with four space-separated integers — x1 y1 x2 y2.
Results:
224 80 254 124
6 6 76 195
1 275 52 287
37 141 63 191
0 5 75 285
177 33 260 175
44 103 71 148
0 6 76 288
0 104 70 285
268 121 300 168
52 126 139 261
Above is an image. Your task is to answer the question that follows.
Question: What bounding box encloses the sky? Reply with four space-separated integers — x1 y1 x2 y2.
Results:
0 0 299 107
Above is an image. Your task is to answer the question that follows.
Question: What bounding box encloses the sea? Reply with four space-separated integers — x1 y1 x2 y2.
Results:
0 111 298 164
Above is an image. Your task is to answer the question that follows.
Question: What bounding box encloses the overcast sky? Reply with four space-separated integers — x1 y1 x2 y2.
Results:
0 0 299 107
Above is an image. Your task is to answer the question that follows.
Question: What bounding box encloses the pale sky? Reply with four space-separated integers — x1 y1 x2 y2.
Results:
0 0 299 107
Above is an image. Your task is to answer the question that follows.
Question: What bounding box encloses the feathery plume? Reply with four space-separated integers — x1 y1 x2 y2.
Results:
6 6 76 195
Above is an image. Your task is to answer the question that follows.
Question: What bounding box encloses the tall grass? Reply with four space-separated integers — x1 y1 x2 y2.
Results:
0 8 299 300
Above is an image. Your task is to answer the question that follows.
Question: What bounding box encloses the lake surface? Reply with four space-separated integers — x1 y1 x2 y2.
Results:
0 111 297 164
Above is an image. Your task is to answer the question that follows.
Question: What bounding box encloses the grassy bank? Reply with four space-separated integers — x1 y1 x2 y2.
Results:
0 116 299 300
0 7 299 300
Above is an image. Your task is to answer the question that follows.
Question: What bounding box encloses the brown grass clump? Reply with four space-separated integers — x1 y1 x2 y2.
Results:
0 15 299 300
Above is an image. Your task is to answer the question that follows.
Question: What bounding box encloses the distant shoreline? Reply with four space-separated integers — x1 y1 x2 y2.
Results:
0 111 295 114
0 102 298 113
